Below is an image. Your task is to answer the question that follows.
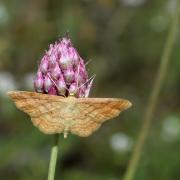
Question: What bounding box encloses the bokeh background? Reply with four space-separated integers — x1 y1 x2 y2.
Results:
0 0 180 179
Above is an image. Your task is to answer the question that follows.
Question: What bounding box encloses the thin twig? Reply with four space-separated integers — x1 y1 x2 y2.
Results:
47 134 59 180
123 2 180 180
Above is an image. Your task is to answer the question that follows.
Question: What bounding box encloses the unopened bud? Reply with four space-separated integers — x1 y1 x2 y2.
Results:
59 55 73 70
51 63 61 79
69 83 78 96
69 47 79 66
48 86 57 95
49 54 57 68
44 75 52 92
47 44 54 56
34 71 44 92
40 56 49 74
78 86 86 98
63 69 74 85
61 37 71 46
57 76 67 96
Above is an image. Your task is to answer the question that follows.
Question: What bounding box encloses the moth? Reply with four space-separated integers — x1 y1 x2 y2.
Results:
8 91 132 138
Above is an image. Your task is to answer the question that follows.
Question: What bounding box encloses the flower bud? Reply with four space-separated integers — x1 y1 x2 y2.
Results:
63 69 74 85
74 72 85 85
34 71 44 92
61 37 71 46
78 86 86 98
49 54 57 68
34 35 93 97
58 38 75 70
40 56 49 74
69 83 78 96
59 55 73 70
51 63 61 79
44 75 52 92
74 65 88 85
48 86 57 95
69 47 79 66
47 44 54 56
56 77 66 96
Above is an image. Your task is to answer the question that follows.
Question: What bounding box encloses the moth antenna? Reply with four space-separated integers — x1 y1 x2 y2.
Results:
47 73 58 88
85 59 92 66
85 76 95 97
77 74 96 90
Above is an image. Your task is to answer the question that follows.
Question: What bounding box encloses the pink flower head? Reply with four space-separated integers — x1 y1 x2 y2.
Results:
34 35 94 98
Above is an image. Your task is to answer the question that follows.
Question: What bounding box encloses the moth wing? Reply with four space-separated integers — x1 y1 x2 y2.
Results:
70 98 132 137
7 91 66 134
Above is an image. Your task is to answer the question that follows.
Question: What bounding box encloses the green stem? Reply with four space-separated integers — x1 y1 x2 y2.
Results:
123 3 180 180
47 134 59 180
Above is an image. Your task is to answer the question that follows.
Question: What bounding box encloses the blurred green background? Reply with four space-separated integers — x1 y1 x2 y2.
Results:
0 0 180 179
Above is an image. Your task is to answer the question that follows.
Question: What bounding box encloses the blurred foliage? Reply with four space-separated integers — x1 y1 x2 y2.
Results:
0 0 180 180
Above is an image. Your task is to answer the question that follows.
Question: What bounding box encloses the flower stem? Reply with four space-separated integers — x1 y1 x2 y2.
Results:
47 134 59 180
123 3 180 180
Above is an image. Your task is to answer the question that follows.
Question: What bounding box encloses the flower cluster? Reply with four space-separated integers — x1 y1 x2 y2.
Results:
34 37 93 97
